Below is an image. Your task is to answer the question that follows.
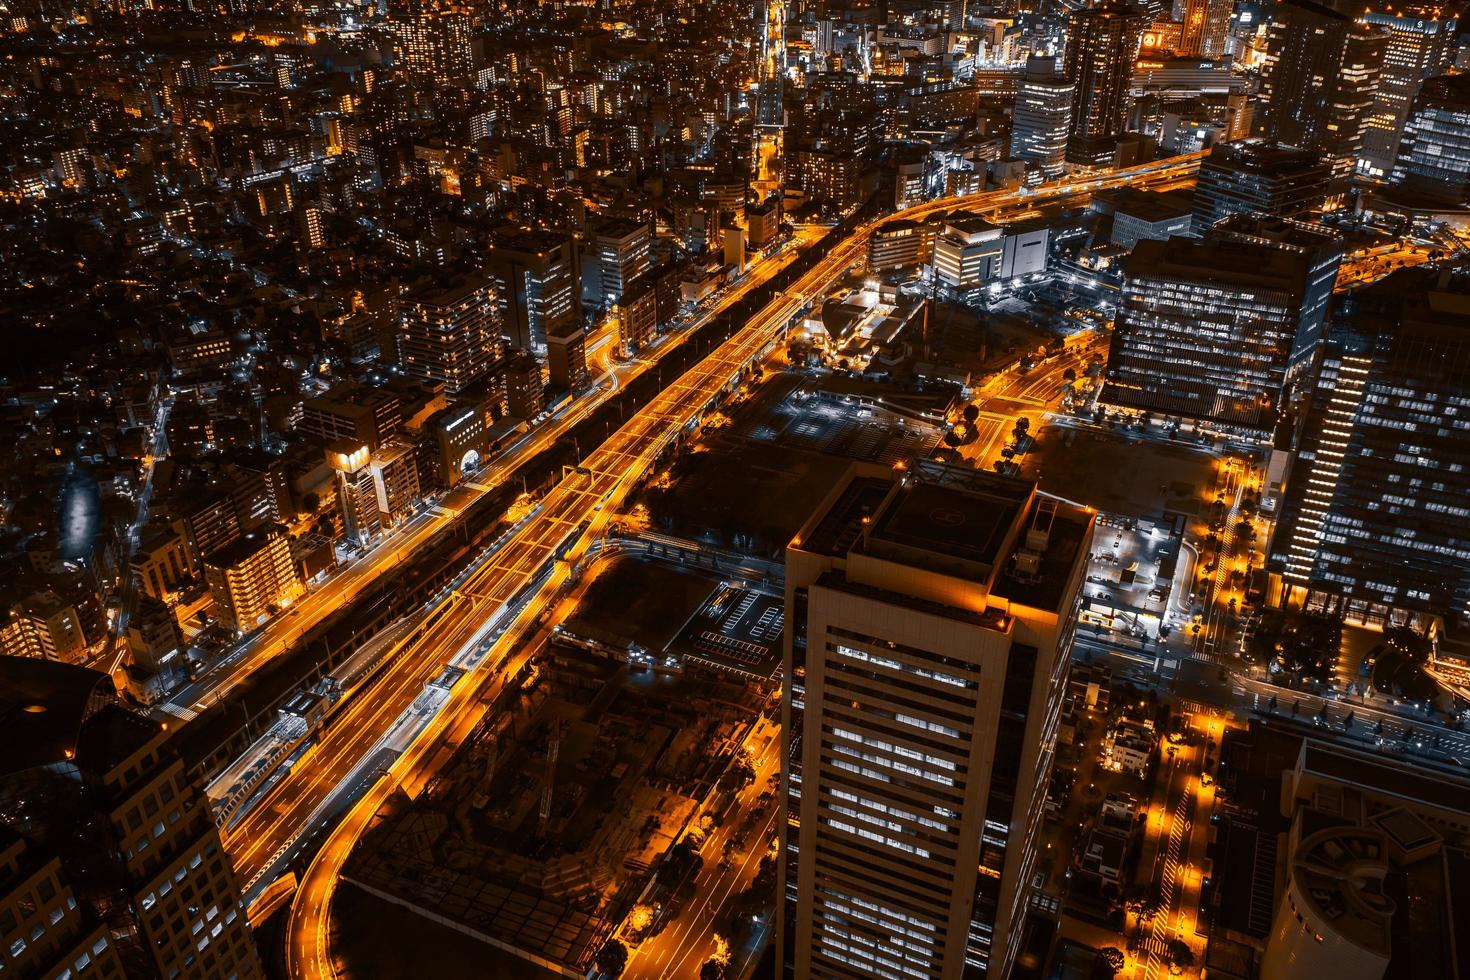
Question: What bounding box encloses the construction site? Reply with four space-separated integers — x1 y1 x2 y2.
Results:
336 642 754 977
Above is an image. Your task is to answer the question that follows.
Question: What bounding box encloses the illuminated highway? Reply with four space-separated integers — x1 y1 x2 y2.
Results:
254 153 1210 979
158 229 820 726
624 718 782 979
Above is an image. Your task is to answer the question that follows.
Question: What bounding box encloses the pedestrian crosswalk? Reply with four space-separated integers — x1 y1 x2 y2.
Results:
1143 784 1196 980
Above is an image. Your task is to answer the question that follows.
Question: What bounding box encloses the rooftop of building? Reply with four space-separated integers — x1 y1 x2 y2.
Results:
304 380 400 413
486 225 573 257
0 657 117 778
1365 262 1470 318
405 274 492 309
1414 71 1470 108
1289 822 1396 957
1203 139 1326 175
1125 235 1309 291
1106 187 1196 223
1209 212 1344 255
794 461 1092 614
593 216 649 240
202 530 281 570
1298 739 1470 820
864 462 1032 574
940 213 1002 241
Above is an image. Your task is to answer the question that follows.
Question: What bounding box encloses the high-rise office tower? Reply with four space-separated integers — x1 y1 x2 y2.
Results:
582 219 652 308
1209 213 1345 381
1179 0 1231 56
1192 140 1331 230
0 658 265 979
1270 265 1470 631
1064 0 1149 166
486 228 582 354
398 274 503 394
1357 4 1460 177
390 0 473 86
1011 56 1074 182
779 461 1092 979
1255 0 1388 185
1101 236 1320 439
1391 72 1470 207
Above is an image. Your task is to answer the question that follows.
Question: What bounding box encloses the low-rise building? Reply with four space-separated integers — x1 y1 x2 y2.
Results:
203 530 300 634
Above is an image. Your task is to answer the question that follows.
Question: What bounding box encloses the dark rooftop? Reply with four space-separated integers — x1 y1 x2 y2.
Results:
1126 235 1310 293
203 530 278 570
800 474 894 557
1107 187 1195 223
1203 139 1326 175
1301 740 1470 818
864 462 1032 579
0 657 117 778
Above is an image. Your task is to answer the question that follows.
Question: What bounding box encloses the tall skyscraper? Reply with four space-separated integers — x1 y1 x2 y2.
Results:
779 461 1092 979
390 0 473 86
1391 72 1470 207
1011 56 1074 183
398 274 503 394
1101 236 1321 439
1209 213 1345 380
1064 0 1149 165
1255 0 1388 184
1357 4 1460 177
1269 265 1470 631
0 658 265 979
486 228 582 353
1179 0 1231 56
1193 140 1331 230
582 219 652 308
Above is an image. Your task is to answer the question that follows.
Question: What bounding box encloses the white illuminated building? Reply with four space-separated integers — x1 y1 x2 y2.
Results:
779 462 1092 979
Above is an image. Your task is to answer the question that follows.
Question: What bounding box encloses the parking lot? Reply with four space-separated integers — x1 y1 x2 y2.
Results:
675 582 785 682
732 377 940 467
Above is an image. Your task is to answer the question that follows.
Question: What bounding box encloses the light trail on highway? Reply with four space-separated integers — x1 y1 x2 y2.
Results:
255 152 1210 980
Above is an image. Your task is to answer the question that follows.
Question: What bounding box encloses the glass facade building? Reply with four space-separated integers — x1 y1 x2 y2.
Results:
1255 0 1388 185
1193 140 1331 231
1270 266 1470 630
1011 56 1074 183
1390 72 1470 207
1063 0 1148 166
1357 5 1459 177
1102 236 1317 439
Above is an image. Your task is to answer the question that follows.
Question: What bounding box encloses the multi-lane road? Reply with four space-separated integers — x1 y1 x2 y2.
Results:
156 227 824 734
624 717 783 979
247 153 1212 978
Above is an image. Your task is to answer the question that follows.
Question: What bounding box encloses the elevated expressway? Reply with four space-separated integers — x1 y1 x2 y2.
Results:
241 152 1209 978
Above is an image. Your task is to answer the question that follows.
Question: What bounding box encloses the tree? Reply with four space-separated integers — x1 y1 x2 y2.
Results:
1014 416 1031 435
1063 367 1078 383
1095 946 1126 977
699 960 725 980
1277 616 1340 685
1167 939 1195 971
596 939 629 978
962 403 979 424
944 428 962 448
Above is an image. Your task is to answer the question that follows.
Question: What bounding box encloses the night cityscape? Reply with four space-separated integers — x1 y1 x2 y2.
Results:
1 0 1469 974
